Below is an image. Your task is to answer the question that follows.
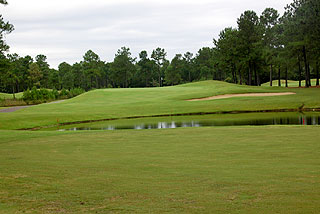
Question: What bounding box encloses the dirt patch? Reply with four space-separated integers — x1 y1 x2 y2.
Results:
187 92 296 101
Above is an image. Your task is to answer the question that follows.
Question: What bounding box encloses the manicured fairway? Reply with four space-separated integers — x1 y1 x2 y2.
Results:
1 81 320 213
1 81 320 130
0 126 319 213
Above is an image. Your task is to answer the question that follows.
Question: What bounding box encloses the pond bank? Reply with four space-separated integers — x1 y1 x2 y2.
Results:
20 108 320 131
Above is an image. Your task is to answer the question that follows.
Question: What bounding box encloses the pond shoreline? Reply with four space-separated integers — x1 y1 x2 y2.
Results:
18 107 320 131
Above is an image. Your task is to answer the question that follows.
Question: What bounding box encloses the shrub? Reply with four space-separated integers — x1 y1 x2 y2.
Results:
59 88 69 99
23 89 31 101
22 88 84 104
52 89 59 99
69 88 85 97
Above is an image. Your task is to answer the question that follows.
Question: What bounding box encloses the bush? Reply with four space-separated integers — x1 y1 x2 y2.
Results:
59 88 69 98
69 88 85 97
22 87 85 104
52 89 59 99
23 89 31 101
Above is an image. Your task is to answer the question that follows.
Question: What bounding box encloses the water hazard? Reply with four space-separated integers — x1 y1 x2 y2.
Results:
57 113 320 131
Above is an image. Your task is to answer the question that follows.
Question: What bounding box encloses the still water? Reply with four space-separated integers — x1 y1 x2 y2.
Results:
57 113 320 131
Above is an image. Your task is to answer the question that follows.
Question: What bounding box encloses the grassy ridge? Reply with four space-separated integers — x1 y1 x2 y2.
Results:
1 80 320 130
0 126 319 213
0 92 23 99
262 79 319 87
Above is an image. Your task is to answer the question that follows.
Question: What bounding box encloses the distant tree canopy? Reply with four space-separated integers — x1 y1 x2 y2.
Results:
0 0 319 95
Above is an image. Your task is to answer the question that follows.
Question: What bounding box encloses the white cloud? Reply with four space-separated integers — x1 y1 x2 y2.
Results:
2 0 292 68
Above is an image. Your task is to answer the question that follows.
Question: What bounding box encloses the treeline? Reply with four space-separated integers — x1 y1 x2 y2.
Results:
0 47 218 94
0 0 319 96
213 0 320 87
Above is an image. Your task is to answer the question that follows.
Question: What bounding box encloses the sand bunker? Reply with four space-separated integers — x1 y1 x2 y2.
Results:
188 92 296 101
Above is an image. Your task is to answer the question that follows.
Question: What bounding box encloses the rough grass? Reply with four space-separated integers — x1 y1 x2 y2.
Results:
0 99 27 107
1 80 320 130
0 126 319 213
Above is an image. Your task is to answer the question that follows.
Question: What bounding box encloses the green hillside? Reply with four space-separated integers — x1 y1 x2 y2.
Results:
1 80 319 130
262 79 319 87
0 92 23 99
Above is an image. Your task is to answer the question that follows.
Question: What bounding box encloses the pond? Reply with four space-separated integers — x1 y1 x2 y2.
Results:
53 112 320 131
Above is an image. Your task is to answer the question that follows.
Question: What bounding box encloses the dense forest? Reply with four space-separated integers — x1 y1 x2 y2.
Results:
0 0 319 96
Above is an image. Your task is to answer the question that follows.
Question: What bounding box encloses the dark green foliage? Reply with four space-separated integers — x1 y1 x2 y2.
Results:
1 0 319 93
22 87 84 103
151 47 167 86
212 1 320 87
59 88 69 99
110 47 135 88
165 54 183 85
69 88 85 97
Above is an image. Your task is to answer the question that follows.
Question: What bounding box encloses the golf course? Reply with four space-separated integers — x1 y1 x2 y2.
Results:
1 0 320 212
1 80 320 213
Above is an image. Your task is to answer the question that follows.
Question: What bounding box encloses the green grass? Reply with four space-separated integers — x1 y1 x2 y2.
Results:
0 92 23 99
1 81 320 213
0 126 319 213
262 79 319 87
1 80 320 130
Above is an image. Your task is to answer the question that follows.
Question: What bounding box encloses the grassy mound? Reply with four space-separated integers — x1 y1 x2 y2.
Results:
0 92 23 100
0 80 319 130
262 79 319 87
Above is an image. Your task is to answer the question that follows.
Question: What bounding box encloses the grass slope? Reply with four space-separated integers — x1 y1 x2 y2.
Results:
262 79 319 87
0 92 23 99
0 126 319 213
1 80 320 130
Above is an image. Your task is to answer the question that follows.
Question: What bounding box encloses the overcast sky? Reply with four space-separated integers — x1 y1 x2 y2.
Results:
2 0 292 68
